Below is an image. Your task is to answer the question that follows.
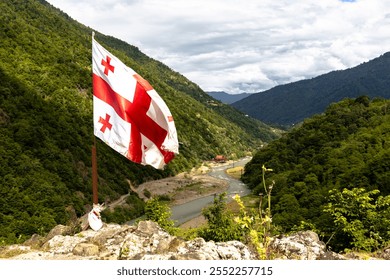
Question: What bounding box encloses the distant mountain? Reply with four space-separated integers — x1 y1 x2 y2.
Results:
232 53 390 126
207 91 252 104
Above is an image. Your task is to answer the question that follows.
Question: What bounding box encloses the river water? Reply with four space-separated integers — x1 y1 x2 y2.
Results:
171 157 252 225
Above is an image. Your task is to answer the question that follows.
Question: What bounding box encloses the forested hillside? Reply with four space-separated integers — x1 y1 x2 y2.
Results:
232 52 390 127
0 0 279 244
242 97 390 251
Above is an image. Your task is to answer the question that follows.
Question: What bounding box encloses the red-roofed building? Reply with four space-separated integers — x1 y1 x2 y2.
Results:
214 155 227 163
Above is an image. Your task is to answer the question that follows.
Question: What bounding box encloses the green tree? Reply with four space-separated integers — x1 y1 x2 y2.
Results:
199 193 242 242
144 197 176 235
324 188 390 252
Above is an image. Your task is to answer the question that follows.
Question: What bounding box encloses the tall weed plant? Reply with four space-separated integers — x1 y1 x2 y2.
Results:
233 164 275 259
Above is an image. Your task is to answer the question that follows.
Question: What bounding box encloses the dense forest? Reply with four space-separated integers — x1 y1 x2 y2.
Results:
233 52 390 127
242 97 390 251
0 0 279 244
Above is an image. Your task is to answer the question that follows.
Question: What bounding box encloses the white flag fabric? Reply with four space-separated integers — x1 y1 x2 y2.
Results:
92 37 179 169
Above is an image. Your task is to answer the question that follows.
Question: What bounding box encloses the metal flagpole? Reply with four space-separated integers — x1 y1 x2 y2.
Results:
88 137 103 231
91 137 98 205
91 31 98 206
88 31 103 231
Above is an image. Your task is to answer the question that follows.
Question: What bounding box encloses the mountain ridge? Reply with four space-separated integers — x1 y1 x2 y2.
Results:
232 52 390 126
207 91 252 104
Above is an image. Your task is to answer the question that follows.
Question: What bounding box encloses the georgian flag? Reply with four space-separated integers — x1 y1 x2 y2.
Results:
92 37 179 169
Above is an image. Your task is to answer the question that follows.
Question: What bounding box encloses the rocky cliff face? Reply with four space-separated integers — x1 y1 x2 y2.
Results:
1 221 388 260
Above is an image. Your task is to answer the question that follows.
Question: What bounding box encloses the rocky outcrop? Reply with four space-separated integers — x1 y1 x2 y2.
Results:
1 221 255 260
377 247 390 260
269 230 345 260
0 222 385 260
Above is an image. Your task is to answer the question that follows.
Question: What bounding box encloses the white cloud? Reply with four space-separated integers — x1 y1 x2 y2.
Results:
47 0 390 94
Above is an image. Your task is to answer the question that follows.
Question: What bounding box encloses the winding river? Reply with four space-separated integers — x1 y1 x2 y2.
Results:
171 157 252 225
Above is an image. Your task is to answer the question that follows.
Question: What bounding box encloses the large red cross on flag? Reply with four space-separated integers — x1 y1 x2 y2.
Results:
92 37 179 169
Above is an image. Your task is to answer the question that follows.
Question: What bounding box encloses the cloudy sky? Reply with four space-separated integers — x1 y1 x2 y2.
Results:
46 0 390 94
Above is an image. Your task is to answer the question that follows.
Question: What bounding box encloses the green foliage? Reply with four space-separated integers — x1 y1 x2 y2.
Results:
324 188 390 252
144 197 177 235
198 193 242 242
232 166 278 259
260 165 274 231
233 195 269 259
198 185 277 259
242 97 390 251
143 189 152 199
101 194 145 224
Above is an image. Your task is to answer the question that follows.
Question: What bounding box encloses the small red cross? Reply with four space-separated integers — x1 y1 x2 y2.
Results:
101 56 115 76
98 113 113 133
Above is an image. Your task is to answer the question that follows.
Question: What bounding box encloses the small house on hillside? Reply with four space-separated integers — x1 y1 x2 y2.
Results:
214 155 227 163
